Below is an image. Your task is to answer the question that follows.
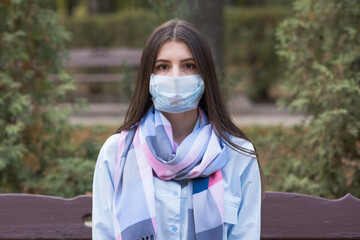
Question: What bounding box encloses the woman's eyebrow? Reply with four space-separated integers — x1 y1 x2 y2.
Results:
155 58 195 63
180 58 195 62
155 59 170 63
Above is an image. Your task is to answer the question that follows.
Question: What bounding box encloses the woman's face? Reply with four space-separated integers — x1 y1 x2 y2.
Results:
153 41 199 77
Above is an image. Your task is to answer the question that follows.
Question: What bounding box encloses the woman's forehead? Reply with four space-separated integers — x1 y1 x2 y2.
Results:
156 41 193 59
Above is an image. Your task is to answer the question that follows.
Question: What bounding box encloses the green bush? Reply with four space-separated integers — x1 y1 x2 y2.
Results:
61 10 161 48
40 125 113 197
225 7 289 101
275 0 360 198
249 126 331 197
42 158 95 198
0 0 93 197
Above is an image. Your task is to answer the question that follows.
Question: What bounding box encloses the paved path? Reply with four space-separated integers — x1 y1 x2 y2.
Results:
69 96 308 126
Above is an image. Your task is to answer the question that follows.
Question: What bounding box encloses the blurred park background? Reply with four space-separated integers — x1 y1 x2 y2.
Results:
0 0 359 199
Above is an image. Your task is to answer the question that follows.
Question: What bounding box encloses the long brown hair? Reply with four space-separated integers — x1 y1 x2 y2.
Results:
116 19 264 190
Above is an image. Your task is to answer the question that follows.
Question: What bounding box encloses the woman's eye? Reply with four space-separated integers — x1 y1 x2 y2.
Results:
184 63 196 70
157 65 168 71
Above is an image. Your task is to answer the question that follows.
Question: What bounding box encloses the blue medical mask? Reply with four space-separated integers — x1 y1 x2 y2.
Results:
149 74 205 113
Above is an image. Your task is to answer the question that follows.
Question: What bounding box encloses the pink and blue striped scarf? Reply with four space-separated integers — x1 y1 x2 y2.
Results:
113 107 228 240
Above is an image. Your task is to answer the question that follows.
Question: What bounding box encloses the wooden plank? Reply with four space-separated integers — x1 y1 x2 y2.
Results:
65 48 141 67
0 194 92 240
1 192 359 239
50 73 132 83
261 192 360 239
73 73 125 83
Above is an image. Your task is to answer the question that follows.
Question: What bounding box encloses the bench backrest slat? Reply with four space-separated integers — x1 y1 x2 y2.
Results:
261 192 360 239
1 192 359 239
66 49 141 67
0 194 92 240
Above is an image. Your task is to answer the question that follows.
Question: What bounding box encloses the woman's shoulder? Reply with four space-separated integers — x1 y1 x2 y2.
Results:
228 135 255 153
222 135 257 176
98 127 137 159
101 133 122 151
97 133 122 164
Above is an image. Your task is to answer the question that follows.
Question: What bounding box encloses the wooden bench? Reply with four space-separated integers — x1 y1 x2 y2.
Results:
62 48 142 103
66 48 141 83
0 192 359 239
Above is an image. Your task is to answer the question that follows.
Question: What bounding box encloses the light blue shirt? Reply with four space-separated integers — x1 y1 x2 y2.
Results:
93 133 262 240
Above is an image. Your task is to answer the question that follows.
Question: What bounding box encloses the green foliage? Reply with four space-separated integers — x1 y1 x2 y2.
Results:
39 125 112 197
0 0 91 196
230 0 292 7
275 0 360 197
61 10 160 48
148 0 192 20
42 158 95 198
225 7 289 101
41 124 114 197
251 126 330 196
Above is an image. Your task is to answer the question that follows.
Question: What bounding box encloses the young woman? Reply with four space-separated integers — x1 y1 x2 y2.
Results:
93 19 263 240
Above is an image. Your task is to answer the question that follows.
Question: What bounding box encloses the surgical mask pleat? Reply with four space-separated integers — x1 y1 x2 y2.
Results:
149 74 205 113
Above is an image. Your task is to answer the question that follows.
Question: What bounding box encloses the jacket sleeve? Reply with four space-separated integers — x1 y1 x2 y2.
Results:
92 134 119 240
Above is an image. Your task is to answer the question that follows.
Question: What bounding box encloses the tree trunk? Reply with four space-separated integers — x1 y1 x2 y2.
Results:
88 0 117 14
182 0 225 83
